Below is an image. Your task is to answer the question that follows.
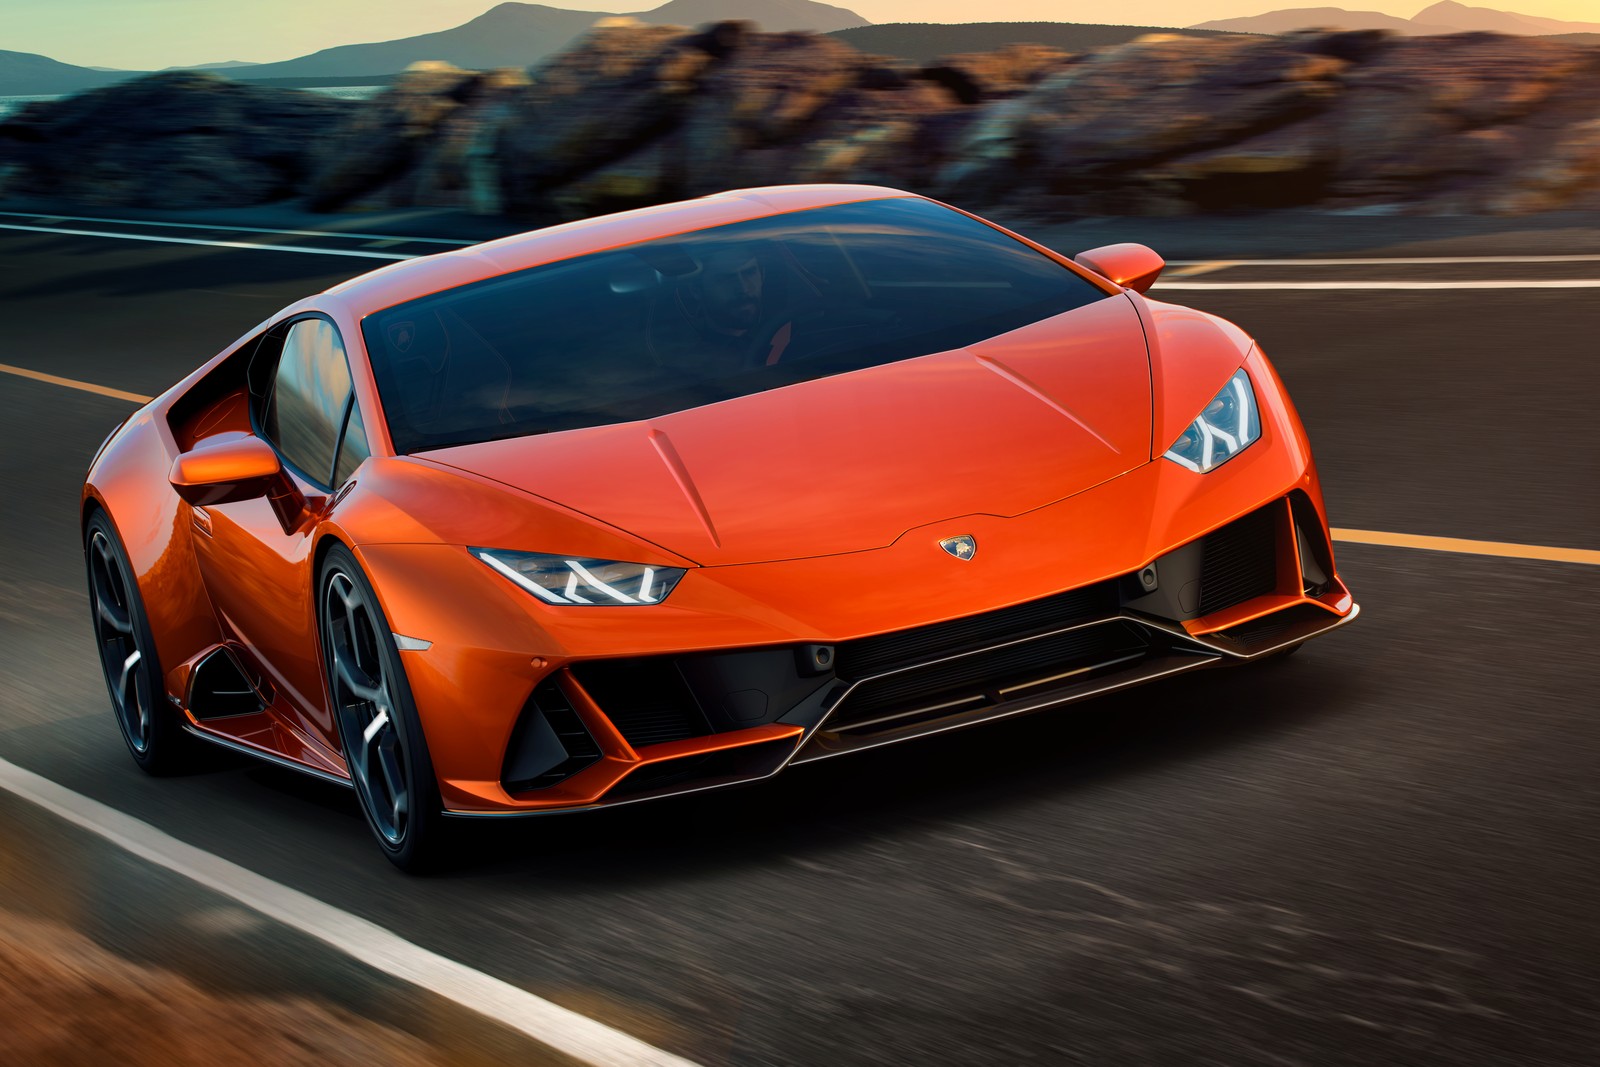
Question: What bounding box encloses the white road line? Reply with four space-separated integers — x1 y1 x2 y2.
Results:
0 756 701 1067
1166 255 1600 266
1155 279 1600 290
0 222 422 261
8 217 1599 290
0 210 476 245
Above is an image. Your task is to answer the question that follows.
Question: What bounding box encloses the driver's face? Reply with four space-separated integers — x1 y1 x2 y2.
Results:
697 252 763 333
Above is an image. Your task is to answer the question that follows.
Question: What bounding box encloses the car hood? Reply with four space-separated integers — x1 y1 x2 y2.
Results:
420 295 1152 566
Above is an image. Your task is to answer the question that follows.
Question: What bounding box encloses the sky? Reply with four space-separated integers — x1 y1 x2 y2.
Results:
4 0 1596 69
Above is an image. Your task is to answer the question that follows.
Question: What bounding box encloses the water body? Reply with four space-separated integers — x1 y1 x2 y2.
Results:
0 84 384 120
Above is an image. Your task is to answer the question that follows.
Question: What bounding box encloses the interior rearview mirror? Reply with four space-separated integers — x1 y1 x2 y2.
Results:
1074 243 1165 294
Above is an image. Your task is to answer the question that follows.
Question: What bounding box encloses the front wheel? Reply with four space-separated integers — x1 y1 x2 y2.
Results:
318 544 447 872
85 510 201 774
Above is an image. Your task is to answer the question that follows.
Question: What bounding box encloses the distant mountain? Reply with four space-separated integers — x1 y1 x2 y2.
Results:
228 0 867 82
172 60 262 71
640 0 866 31
224 4 601 80
1193 3 1600 35
0 49 130 96
828 22 1248 63
1412 1 1600 34
1191 8 1455 35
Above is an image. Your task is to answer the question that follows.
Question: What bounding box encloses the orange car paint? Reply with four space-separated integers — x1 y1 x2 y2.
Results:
83 185 1355 814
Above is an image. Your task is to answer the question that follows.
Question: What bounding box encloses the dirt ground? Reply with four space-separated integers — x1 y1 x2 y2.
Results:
0 907 459 1066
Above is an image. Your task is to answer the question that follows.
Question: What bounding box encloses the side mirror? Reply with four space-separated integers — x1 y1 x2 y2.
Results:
1074 243 1165 294
169 432 281 506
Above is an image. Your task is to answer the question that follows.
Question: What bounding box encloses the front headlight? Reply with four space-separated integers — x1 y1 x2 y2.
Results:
1163 369 1260 473
472 548 686 606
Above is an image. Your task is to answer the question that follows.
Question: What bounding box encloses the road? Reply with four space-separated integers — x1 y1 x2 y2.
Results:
1 209 1598 1066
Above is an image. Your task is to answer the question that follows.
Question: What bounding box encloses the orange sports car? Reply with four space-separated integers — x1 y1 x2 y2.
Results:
83 185 1357 869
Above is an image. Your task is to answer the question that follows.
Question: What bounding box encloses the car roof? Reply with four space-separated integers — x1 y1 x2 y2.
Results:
323 184 915 316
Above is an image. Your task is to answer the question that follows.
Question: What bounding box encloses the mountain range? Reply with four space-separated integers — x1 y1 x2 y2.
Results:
1194 1 1600 36
0 0 865 95
5 0 1595 98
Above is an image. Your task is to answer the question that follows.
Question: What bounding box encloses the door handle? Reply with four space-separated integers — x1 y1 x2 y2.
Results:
190 506 213 538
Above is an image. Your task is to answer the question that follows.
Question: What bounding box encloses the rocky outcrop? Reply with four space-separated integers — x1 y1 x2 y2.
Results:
494 20 962 216
941 29 1600 214
306 62 529 212
3 24 1599 217
0 71 353 207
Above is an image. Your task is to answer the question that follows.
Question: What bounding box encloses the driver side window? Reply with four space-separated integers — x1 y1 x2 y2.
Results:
260 318 369 488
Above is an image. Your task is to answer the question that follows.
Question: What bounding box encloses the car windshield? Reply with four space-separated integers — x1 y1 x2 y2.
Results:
361 197 1110 453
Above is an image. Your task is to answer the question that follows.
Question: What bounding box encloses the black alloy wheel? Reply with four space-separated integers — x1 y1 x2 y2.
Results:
85 510 197 773
318 544 445 871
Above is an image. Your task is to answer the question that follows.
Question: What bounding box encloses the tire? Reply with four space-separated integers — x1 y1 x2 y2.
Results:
318 543 447 872
85 510 202 774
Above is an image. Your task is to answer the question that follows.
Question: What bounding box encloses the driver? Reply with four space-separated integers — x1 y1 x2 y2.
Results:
652 244 794 374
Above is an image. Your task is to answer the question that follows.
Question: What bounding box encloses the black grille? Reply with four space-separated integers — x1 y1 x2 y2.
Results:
1197 505 1279 616
571 660 710 748
836 581 1118 680
503 681 602 793
829 621 1149 733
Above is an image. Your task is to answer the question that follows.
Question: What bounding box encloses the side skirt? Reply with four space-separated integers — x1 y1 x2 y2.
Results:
181 723 354 789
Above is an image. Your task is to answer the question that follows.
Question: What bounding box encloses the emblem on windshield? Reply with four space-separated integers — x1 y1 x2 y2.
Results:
388 321 416 353
939 535 977 561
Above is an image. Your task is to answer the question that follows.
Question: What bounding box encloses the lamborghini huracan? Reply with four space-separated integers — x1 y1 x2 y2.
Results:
83 185 1357 869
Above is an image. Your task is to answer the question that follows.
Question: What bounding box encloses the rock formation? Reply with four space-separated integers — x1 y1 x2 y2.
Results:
0 72 354 207
3 23 1598 217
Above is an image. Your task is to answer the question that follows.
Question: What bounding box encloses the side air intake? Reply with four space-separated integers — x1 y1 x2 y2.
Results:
503 680 603 793
187 648 266 719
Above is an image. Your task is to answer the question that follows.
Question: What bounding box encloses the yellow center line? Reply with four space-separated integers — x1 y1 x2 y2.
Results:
1 362 153 404
1333 528 1600 566
6 361 1596 567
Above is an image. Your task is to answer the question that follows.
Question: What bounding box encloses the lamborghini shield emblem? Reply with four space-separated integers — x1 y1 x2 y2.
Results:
388 320 416 353
939 535 977 560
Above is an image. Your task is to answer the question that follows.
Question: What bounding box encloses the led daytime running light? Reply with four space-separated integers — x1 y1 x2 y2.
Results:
472 549 684 606
1163 368 1260 474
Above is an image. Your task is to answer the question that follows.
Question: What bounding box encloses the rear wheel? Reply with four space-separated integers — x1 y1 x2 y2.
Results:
318 544 447 872
85 510 199 774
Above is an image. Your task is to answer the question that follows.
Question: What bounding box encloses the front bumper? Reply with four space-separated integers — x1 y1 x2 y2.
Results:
432 488 1356 817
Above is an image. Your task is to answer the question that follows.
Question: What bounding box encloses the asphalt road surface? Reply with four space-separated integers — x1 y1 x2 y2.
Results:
2 209 1598 1066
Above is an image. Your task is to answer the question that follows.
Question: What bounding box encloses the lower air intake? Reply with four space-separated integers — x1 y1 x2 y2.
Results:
1197 504 1279 616
502 680 602 793
828 621 1150 735
571 660 711 748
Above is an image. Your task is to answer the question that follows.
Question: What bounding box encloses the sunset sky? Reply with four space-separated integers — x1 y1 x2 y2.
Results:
4 0 1596 70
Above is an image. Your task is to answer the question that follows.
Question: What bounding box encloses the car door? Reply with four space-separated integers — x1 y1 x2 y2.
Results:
191 314 371 755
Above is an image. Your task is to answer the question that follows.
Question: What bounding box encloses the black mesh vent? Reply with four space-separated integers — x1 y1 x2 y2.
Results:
835 581 1118 680
829 621 1149 733
1198 505 1279 616
572 660 711 748
503 680 602 793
